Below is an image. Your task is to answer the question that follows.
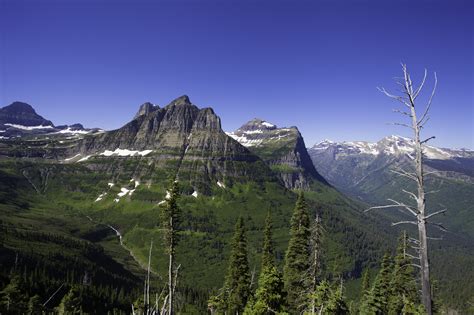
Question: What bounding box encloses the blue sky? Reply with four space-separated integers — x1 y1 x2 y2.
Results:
1 0 472 148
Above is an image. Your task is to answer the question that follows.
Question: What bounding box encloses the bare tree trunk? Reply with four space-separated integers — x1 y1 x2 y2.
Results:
408 68 432 315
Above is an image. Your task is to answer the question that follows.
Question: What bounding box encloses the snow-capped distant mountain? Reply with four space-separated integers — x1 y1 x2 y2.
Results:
308 136 474 235
0 102 101 139
311 135 473 161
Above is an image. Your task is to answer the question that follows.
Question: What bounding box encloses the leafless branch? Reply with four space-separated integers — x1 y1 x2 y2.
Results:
411 263 422 269
418 72 438 125
427 236 444 241
421 136 436 144
387 198 418 216
428 222 448 232
425 190 440 195
393 109 412 117
378 87 411 107
424 209 447 220
387 122 415 129
405 253 420 260
402 189 418 201
391 169 418 182
391 221 418 226
413 69 428 100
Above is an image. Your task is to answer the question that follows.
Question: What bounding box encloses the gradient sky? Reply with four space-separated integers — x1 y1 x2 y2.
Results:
1 0 472 148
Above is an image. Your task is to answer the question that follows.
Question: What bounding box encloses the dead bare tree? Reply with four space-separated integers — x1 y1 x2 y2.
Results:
365 63 444 315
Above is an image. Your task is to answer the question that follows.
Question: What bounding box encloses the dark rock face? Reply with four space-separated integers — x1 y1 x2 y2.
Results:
71 96 274 192
134 102 159 119
0 102 53 127
228 119 328 190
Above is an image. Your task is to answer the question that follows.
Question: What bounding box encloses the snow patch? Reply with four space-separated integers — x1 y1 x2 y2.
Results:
262 121 275 128
108 182 115 188
4 123 54 130
192 191 198 198
64 154 81 161
100 148 153 157
57 127 90 135
78 155 92 162
95 192 107 202
217 181 226 188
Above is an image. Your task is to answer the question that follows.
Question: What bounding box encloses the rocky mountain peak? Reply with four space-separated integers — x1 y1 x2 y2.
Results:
0 101 54 127
238 118 277 132
167 95 192 107
134 102 159 119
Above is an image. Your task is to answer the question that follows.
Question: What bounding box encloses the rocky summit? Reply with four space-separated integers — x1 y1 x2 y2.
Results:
228 118 328 190
0 101 53 127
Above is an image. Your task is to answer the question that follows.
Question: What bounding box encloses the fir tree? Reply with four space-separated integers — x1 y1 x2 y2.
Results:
360 254 392 315
388 231 419 315
358 267 371 311
245 213 285 314
161 180 181 314
221 217 251 314
283 191 311 312
326 281 349 315
27 295 42 314
308 214 324 314
58 286 82 314
261 212 275 271
0 275 28 314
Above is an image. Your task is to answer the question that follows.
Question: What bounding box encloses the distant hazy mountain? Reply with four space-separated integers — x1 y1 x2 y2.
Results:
227 118 327 190
0 102 101 139
308 135 474 236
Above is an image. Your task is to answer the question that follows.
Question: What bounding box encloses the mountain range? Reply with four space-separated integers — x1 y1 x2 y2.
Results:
308 136 474 238
0 97 473 313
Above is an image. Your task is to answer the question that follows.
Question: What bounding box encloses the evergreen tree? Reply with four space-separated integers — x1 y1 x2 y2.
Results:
58 286 82 314
360 254 392 315
308 214 324 314
388 231 419 315
358 268 371 311
326 282 349 315
245 213 285 314
283 191 311 312
0 274 28 314
161 180 181 314
261 212 275 271
220 217 251 314
27 294 42 314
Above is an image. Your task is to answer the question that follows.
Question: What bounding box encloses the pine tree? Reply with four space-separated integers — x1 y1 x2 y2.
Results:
326 282 349 315
283 191 311 312
388 231 419 315
161 180 181 314
27 294 42 314
360 254 392 315
308 214 323 314
358 267 371 311
261 212 275 271
0 275 28 313
245 213 285 314
221 217 251 314
58 286 82 314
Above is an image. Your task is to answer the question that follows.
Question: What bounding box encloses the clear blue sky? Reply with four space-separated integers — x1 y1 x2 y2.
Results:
1 0 472 148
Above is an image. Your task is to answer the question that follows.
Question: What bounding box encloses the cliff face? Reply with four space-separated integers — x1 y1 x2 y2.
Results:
66 96 274 193
228 118 328 190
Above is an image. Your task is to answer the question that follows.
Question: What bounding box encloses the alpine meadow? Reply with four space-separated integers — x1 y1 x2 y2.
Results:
0 1 473 314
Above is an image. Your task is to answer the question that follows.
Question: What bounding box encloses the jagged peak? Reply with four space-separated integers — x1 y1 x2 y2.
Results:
167 95 192 107
238 118 277 132
134 102 159 119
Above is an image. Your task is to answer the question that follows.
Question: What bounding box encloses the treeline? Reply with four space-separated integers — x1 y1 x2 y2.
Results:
208 193 426 314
